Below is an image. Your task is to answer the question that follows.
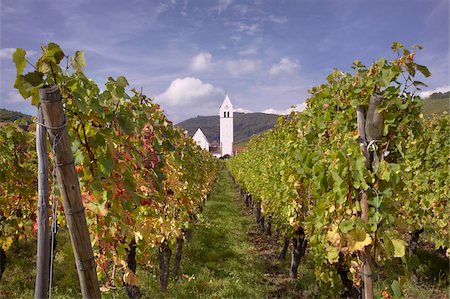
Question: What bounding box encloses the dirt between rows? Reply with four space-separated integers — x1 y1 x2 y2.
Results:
237 197 309 298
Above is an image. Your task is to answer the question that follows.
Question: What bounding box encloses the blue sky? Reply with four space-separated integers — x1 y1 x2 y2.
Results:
1 0 449 122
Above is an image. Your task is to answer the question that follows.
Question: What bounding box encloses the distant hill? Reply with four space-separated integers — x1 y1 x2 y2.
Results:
421 91 449 116
177 112 280 143
0 108 32 123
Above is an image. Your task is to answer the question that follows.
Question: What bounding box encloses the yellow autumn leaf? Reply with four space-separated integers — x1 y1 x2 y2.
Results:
1 237 13 251
134 231 143 241
326 225 341 247
391 239 406 258
348 233 372 252
326 246 340 263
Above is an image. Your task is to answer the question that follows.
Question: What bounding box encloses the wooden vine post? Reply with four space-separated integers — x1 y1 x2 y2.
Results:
39 85 101 298
357 94 384 299
35 107 51 298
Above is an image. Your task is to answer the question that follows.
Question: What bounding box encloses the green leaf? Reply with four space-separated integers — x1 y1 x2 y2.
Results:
118 110 134 134
390 280 402 298
339 219 354 234
116 76 129 88
412 81 427 88
31 90 40 106
73 149 85 165
44 42 65 64
71 50 86 72
377 160 391 181
391 239 406 258
14 72 43 103
380 68 395 86
24 71 43 87
13 48 26 75
416 64 431 77
14 75 31 98
326 246 340 263
391 42 404 52
99 156 114 176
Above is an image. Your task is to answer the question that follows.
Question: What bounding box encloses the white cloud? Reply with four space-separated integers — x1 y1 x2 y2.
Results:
236 23 261 35
214 0 233 14
0 48 15 59
226 21 262 35
157 77 224 107
226 59 261 76
155 1 177 15
418 85 450 98
269 57 300 76
263 102 306 115
190 52 212 71
0 47 37 59
267 15 288 24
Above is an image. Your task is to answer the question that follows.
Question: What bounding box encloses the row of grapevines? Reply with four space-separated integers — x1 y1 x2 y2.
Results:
2 43 220 294
0 122 37 256
227 43 448 296
401 114 449 250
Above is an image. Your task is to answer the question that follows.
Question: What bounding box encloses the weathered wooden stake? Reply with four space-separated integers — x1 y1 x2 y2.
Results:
360 191 374 298
35 106 51 299
356 94 383 299
39 85 100 298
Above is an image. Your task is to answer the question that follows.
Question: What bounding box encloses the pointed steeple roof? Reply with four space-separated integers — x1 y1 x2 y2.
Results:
220 94 233 109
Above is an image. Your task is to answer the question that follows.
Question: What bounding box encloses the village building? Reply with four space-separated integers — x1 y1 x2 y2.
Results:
209 140 221 158
192 128 209 151
193 94 234 158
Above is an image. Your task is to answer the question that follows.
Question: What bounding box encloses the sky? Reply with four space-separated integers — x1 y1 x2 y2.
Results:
0 0 449 123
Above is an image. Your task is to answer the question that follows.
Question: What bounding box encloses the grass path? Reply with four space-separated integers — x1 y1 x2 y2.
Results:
138 167 272 298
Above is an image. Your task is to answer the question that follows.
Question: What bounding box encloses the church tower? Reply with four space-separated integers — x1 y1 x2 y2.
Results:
219 94 234 156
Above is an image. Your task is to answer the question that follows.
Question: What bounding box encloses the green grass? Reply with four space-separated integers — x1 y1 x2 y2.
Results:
0 229 81 298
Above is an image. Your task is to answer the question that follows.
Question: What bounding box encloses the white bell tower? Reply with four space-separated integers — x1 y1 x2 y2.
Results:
219 94 234 156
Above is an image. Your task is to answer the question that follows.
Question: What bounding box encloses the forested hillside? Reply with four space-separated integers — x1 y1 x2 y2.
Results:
421 91 449 116
0 108 32 123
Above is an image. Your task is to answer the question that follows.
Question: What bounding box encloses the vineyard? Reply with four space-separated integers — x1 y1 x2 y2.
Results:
1 43 220 298
0 42 448 299
228 43 449 298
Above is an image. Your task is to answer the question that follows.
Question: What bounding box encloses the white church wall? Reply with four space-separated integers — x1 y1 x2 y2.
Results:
219 95 234 156
220 118 233 155
192 128 209 151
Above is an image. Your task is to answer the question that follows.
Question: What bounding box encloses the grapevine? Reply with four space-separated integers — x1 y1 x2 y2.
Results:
4 43 220 294
227 42 447 296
